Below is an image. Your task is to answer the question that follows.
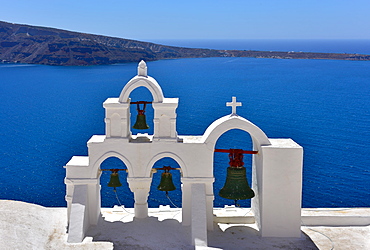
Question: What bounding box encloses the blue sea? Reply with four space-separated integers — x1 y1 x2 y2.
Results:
0 39 369 208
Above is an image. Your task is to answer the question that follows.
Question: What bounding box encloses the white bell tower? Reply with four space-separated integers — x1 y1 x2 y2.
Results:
64 61 303 247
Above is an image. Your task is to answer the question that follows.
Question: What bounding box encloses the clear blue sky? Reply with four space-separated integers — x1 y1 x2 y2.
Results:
1 0 369 41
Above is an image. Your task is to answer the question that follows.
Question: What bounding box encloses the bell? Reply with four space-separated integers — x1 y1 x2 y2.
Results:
108 172 122 191
133 103 149 130
219 166 255 201
157 171 176 192
133 114 149 129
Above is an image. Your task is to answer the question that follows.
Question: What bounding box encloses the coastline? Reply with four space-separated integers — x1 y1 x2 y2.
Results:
1 21 370 66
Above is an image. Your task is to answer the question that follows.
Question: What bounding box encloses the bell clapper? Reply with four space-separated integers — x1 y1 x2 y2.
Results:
234 200 241 207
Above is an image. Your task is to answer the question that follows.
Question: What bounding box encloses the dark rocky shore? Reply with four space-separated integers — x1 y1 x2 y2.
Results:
1 21 369 66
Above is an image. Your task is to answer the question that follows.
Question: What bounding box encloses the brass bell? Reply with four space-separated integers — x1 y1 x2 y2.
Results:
133 103 149 130
219 166 255 201
108 171 122 191
157 170 176 193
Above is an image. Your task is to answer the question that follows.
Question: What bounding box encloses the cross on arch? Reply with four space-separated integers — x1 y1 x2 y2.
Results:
226 96 242 115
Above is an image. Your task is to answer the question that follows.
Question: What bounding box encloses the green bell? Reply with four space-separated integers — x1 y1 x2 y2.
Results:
133 114 149 129
133 102 149 130
219 166 255 201
157 172 176 192
108 172 122 191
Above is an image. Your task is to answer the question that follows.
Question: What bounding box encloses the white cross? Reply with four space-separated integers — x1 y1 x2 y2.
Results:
226 96 242 115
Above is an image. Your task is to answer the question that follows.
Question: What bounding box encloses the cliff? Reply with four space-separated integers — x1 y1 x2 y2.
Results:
1 21 369 66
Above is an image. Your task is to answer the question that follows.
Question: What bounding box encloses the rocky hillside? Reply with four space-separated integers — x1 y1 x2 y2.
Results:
0 21 227 65
1 21 369 66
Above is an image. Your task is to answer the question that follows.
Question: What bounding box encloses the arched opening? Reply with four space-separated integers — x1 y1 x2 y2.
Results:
213 129 254 208
149 157 182 208
129 86 154 135
99 156 133 208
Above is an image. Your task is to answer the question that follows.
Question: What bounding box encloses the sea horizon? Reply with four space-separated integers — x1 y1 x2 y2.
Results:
147 38 370 55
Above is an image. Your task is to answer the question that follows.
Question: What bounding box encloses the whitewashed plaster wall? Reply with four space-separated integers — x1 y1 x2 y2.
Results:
64 61 303 245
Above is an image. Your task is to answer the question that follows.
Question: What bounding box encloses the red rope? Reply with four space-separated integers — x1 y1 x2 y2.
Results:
228 149 244 168
215 148 259 168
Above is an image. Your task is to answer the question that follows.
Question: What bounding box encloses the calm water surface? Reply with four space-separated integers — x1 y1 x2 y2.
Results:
1 50 369 208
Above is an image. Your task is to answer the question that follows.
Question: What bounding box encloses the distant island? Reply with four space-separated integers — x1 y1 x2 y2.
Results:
1 21 369 66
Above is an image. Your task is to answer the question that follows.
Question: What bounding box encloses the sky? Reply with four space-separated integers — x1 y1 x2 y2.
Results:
1 0 370 41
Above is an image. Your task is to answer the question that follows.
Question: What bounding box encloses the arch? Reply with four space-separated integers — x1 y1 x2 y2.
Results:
118 76 164 103
213 129 255 208
99 156 133 208
202 115 271 149
91 151 133 177
146 152 188 177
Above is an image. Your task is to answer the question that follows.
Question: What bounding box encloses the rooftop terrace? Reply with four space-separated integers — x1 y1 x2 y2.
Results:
1 200 369 249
